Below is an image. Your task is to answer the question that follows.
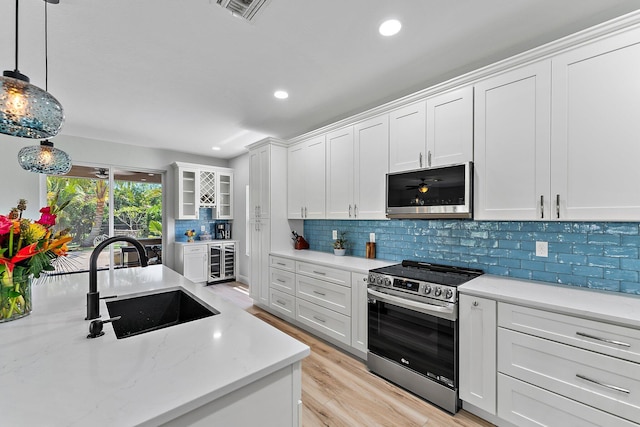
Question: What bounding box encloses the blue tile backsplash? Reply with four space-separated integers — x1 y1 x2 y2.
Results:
303 219 640 294
175 208 230 241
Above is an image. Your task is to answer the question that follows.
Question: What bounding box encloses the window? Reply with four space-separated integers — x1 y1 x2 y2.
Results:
46 165 163 274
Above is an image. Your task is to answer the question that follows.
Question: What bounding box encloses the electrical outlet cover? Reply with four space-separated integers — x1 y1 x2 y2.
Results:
536 241 548 257
332 230 338 240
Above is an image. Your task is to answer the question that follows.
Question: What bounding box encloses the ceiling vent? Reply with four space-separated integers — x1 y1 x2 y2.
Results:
216 0 270 21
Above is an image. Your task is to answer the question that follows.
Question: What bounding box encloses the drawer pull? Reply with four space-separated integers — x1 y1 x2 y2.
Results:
576 332 631 348
276 299 287 305
313 290 326 296
313 316 326 323
576 374 630 394
276 262 286 266
312 270 326 275
276 279 286 283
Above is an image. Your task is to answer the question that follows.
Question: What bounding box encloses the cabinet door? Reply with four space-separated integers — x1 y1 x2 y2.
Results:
474 61 551 220
351 272 368 353
551 28 640 220
389 101 426 172
223 242 236 278
216 172 233 219
326 126 354 219
353 114 389 219
183 246 207 283
176 167 199 219
303 137 326 219
426 86 473 167
287 144 305 219
199 169 216 207
249 220 270 306
249 146 269 219
459 294 497 415
209 244 222 281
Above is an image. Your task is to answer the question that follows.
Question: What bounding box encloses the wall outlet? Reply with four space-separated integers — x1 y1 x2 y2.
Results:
369 233 375 243
332 230 337 240
200 225 206 232
536 241 548 257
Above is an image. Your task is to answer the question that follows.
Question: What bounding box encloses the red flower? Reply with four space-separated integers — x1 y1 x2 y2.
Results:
36 207 57 227
0 216 12 234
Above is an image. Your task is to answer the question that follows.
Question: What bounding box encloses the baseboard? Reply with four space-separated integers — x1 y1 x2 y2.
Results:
236 274 249 285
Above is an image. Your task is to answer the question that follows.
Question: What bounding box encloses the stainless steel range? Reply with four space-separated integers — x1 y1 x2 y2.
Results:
367 260 483 414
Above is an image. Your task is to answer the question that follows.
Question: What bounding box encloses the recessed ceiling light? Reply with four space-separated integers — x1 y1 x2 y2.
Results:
274 90 289 99
212 146 221 151
379 19 402 36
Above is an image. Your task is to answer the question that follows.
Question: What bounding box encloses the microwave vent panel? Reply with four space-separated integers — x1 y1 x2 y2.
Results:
215 0 270 21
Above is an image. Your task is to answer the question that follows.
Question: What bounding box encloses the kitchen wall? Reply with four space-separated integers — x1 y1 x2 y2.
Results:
304 219 640 294
229 153 250 283
0 133 228 270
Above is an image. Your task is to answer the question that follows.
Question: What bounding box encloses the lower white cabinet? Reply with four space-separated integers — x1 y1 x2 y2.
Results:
270 288 296 321
296 298 351 346
350 272 368 353
295 275 351 316
175 244 208 283
459 295 497 414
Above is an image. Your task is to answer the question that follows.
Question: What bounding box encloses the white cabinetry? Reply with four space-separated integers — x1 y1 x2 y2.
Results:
389 101 426 173
216 172 233 219
175 166 199 219
175 244 208 283
287 136 326 219
389 89 473 173
326 116 389 220
459 294 497 415
350 272 368 354
550 27 640 220
269 256 296 321
249 146 270 219
474 61 551 220
497 302 640 426
426 86 474 167
250 219 270 306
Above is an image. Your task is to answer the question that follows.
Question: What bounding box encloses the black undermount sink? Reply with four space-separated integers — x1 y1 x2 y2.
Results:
106 287 219 339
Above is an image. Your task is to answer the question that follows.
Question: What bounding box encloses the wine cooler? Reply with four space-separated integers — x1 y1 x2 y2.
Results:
208 242 236 283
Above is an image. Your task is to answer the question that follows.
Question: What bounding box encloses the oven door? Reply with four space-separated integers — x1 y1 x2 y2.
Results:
367 289 457 389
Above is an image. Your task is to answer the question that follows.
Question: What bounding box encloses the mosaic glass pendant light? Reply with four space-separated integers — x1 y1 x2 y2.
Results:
18 139 71 175
0 0 64 139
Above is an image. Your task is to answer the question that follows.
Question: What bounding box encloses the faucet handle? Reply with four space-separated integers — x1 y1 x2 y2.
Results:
87 316 122 339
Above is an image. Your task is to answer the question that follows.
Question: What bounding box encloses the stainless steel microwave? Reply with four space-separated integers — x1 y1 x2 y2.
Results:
386 162 473 219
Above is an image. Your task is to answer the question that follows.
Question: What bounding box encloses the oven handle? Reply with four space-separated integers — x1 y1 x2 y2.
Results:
367 288 457 321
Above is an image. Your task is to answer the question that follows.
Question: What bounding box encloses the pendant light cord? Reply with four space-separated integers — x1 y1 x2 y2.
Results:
45 0 49 90
14 0 19 72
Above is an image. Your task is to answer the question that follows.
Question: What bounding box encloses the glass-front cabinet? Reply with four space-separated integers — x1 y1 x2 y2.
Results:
173 162 234 220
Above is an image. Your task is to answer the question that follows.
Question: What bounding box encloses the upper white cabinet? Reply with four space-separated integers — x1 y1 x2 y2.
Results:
474 61 552 220
173 163 234 220
550 27 640 220
325 115 389 220
389 101 427 172
389 88 473 173
287 136 326 219
250 146 270 219
426 86 474 167
175 165 199 219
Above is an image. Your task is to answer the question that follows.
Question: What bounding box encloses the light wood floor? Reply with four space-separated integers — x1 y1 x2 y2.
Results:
205 282 493 427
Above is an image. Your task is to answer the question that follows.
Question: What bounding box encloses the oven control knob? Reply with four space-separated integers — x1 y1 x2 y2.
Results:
368 274 375 283
424 285 431 295
384 278 391 286
445 289 453 299
434 287 442 297
376 277 383 285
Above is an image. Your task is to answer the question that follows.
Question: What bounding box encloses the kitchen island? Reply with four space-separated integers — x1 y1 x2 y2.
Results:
0 265 309 426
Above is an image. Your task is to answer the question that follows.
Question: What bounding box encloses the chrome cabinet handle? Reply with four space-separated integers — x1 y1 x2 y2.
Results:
348 204 352 218
305 206 307 218
276 299 287 305
419 152 423 168
313 290 326 296
576 332 631 347
428 150 432 167
313 316 326 323
277 262 286 266
301 207 303 218
276 278 285 283
540 195 544 219
576 374 630 394
556 194 560 219
473 301 479 307
354 204 358 218
312 270 326 275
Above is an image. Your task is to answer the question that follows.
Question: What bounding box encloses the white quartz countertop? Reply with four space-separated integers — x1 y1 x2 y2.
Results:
459 274 640 328
174 240 238 245
0 265 309 427
270 249 396 273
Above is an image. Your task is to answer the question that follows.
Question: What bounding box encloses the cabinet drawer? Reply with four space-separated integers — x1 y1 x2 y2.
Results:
270 256 295 272
296 275 351 316
296 261 350 286
270 289 295 321
269 268 295 295
498 374 638 427
498 328 640 423
183 244 206 254
296 299 351 346
499 302 640 363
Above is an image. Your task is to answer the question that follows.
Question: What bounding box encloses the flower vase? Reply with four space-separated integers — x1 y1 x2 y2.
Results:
334 248 346 256
187 237 195 243
0 275 32 322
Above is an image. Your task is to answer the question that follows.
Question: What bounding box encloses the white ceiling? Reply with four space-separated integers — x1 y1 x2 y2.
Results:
2 0 640 159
